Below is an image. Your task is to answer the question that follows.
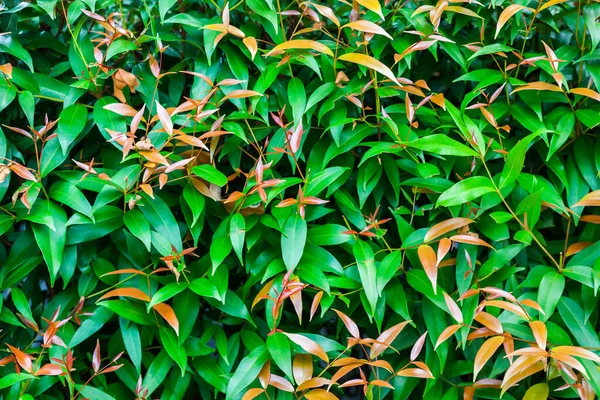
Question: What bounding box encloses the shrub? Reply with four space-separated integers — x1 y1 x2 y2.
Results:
1 0 600 398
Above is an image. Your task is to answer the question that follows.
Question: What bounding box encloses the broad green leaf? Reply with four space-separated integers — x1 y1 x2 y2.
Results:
267 332 294 382
32 201 67 287
124 209 152 251
499 131 543 189
437 177 496 207
192 165 228 187
281 214 307 272
0 35 34 72
160 326 187 376
353 240 378 316
230 213 245 264
225 345 269 400
538 271 565 322
402 134 478 157
57 104 87 154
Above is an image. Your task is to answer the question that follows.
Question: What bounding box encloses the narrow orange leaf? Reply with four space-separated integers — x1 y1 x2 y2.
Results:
310 291 323 322
495 5 531 38
425 218 473 242
242 388 264 400
103 103 138 117
574 190 600 207
529 321 547 349
342 20 392 39
338 53 400 86
370 321 411 358
252 279 274 310
396 368 433 378
571 87 600 102
449 234 495 250
539 0 569 11
474 312 503 334
565 242 594 257
501 358 545 396
155 101 173 136
581 215 600 224
304 389 339 400
9 164 36 181
283 333 329 363
443 293 463 323
35 363 63 376
220 90 263 103
101 269 146 277
473 336 504 381
242 37 258 60
435 324 461 349
510 81 563 94
370 379 394 389
552 346 600 363
333 309 360 339
269 374 294 392
265 40 333 57
139 150 169 166
297 377 330 391
6 344 33 373
482 300 529 319
418 244 438 294
98 288 151 302
153 303 179 335
311 3 340 27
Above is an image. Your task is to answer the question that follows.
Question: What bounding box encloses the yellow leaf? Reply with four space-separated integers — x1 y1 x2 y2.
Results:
338 53 400 86
265 39 333 57
482 300 529 320
501 358 545 396
474 311 503 334
510 81 563 94
571 87 600 102
311 3 340 27
523 383 549 400
473 336 504 381
139 150 169 166
445 6 483 19
304 389 339 400
242 388 264 400
424 217 473 242
293 354 313 385
434 324 461 349
220 90 263 103
539 0 569 11
396 368 433 378
552 346 600 363
356 0 384 20
342 20 392 39
495 5 531 39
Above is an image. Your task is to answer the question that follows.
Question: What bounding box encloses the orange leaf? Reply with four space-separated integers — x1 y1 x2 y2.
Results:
445 6 483 19
283 333 329 363
435 324 461 349
242 37 258 60
418 244 437 294
501 358 545 396
581 215 600 224
510 81 563 94
293 354 313 385
6 344 33 373
297 377 330 391
565 241 594 257
370 379 393 389
265 40 334 57
370 321 411 358
269 374 294 392
449 234 495 250
473 336 504 381
443 293 463 323
338 53 400 86
396 368 433 379
520 299 545 315
539 0 569 11
529 321 547 349
480 287 518 303
304 389 339 400
9 164 36 181
474 312 503 334
103 103 138 117
101 269 147 277
551 352 585 374
35 363 63 376
310 291 323 322
574 190 600 207
482 300 529 320
242 388 264 400
311 3 340 27
139 150 169 166
342 20 392 39
155 101 173 136
424 218 473 242
437 238 452 265
571 87 600 102
552 346 600 363
98 288 151 302
220 90 263 103
333 309 360 339
153 303 179 335
410 332 428 361
495 4 531 38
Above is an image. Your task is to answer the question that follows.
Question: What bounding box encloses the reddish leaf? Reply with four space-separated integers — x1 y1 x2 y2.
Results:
370 321 411 358
333 309 360 339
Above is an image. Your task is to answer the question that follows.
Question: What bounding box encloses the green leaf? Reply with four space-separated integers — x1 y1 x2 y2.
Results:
307 224 351 246
11 287 34 322
120 318 142 372
57 104 87 154
267 332 294 382
160 326 188 376
538 271 565 322
281 214 307 272
106 39 138 60
50 180 94 222
142 350 172 396
225 345 269 400
499 131 542 189
230 213 245 264
0 373 36 390
40 138 68 178
18 91 35 126
32 201 67 287
183 183 204 228
140 194 182 253
437 177 496 207
0 35 34 72
353 240 378 316
192 165 228 187
69 307 114 347
149 283 188 309
159 0 178 21
402 134 479 157
288 77 306 127
124 209 152 251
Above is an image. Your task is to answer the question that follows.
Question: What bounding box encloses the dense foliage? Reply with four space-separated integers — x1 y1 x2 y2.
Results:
1 0 600 398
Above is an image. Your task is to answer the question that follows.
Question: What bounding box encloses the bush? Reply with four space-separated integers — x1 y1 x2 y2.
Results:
1 0 600 398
